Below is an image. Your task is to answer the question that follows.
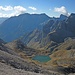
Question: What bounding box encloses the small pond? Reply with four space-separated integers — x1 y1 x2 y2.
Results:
32 55 51 62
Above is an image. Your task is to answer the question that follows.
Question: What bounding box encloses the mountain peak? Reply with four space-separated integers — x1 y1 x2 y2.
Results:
19 13 30 16
40 13 47 15
19 13 48 16
59 14 67 20
60 14 67 17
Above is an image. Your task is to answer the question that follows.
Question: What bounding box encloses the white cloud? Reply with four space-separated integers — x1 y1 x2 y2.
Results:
0 6 27 17
14 6 26 15
54 6 69 16
29 6 37 11
0 6 13 11
0 13 13 17
32 12 37 14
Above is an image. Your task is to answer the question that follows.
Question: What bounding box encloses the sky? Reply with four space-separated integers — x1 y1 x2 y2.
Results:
0 0 75 17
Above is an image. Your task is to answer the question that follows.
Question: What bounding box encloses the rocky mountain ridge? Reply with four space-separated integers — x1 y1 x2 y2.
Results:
0 13 50 42
22 13 75 51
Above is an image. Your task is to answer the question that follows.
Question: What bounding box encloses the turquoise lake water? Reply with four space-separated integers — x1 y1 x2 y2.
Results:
32 55 51 62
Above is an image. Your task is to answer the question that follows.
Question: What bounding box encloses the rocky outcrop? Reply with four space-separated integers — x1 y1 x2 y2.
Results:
47 13 75 43
5 39 40 56
21 14 68 50
0 38 63 75
46 50 75 74
54 38 75 52
0 39 43 74
0 62 44 75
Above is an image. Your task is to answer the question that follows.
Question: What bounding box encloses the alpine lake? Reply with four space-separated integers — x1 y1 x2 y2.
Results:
32 55 51 62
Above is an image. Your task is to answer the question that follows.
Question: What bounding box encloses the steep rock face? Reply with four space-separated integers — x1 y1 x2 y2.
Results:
0 39 18 56
44 13 75 43
43 13 75 51
42 14 67 38
39 13 75 50
5 40 26 50
21 14 67 50
21 29 42 49
5 39 39 56
42 20 55 37
59 14 68 21
0 13 50 42
54 38 75 52
22 29 42 44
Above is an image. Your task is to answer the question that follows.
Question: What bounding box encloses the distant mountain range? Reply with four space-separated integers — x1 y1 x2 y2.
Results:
0 13 68 42
0 13 75 52
0 13 75 51
0 13 50 42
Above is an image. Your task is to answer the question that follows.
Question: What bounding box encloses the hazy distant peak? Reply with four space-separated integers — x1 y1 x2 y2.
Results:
60 14 67 18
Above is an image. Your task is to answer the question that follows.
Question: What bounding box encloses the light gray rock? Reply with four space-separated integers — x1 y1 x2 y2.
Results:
0 62 44 75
